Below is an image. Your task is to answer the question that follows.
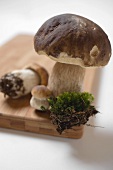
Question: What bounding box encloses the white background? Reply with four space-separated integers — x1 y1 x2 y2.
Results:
0 0 113 170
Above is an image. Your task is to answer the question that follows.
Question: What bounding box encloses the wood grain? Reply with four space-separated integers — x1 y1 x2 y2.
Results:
0 34 96 138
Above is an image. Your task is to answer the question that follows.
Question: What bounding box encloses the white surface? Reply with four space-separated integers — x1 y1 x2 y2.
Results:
0 0 113 170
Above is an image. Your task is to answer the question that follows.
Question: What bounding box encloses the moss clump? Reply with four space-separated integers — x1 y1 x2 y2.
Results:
48 92 98 134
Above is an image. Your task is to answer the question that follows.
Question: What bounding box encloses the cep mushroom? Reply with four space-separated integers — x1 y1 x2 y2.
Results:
30 85 53 110
34 14 111 97
0 63 48 98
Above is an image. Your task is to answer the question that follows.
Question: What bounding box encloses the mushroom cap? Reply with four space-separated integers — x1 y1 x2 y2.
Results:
24 63 49 86
31 85 52 99
34 14 111 67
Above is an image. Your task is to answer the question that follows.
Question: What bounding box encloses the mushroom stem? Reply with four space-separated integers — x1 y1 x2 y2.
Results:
0 69 40 98
48 62 85 97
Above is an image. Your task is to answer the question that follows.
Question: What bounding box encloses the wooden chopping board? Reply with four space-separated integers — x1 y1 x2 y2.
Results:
0 34 96 138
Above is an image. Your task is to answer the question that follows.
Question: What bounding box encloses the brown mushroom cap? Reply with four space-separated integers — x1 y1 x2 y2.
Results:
34 14 111 67
24 63 49 86
31 85 52 99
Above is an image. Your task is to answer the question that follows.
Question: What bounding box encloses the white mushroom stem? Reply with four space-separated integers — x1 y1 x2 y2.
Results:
48 62 85 97
30 97 49 110
12 69 40 98
0 69 40 98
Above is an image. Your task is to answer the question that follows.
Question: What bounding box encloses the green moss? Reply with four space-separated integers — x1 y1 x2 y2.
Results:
48 92 98 134
48 92 94 113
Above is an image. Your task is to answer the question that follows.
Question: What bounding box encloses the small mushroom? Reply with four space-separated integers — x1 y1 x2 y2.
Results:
0 63 48 98
34 14 111 96
30 85 52 110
